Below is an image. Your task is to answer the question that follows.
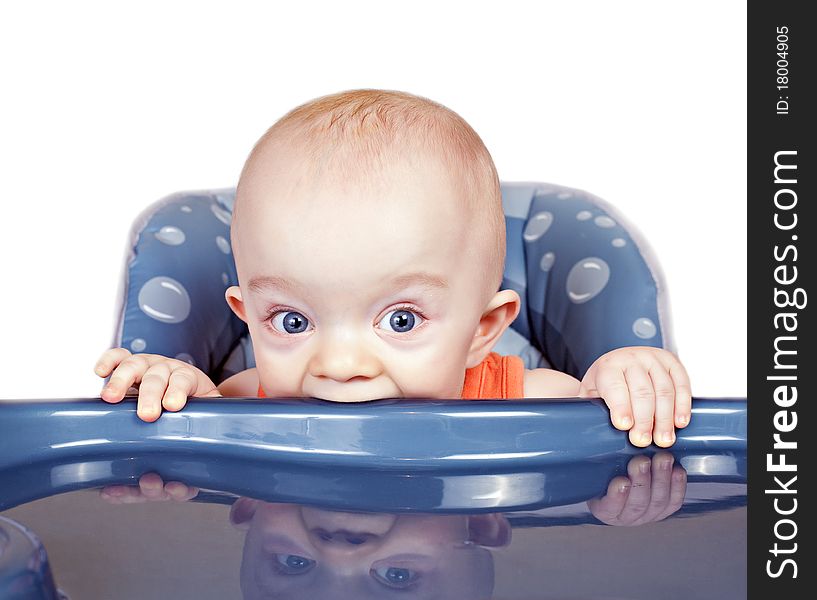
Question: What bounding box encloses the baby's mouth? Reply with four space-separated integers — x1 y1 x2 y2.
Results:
308 390 395 404
304 378 399 404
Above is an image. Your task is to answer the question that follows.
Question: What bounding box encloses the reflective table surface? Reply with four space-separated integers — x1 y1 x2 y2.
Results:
1 397 746 599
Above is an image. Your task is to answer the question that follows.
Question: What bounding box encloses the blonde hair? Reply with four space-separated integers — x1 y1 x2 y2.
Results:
236 89 506 297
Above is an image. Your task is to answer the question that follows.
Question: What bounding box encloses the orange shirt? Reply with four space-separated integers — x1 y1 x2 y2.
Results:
460 352 525 399
256 352 525 400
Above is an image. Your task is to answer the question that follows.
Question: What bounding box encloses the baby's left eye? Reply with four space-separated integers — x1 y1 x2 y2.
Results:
273 554 315 575
371 565 419 588
377 309 424 333
271 311 311 334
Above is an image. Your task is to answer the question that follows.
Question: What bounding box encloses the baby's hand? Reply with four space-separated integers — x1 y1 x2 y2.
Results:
100 472 199 504
587 452 687 526
94 348 221 422
579 346 691 447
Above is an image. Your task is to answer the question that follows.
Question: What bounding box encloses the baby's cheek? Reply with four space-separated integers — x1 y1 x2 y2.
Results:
397 364 466 399
412 348 471 398
256 357 305 397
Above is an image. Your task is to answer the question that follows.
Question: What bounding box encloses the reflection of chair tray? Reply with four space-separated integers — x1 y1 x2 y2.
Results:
0 397 745 512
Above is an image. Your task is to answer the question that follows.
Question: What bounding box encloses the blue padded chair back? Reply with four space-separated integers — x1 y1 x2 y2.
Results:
113 183 673 383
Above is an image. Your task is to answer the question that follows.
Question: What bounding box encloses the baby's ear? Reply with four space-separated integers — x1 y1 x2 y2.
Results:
467 514 512 548
465 290 521 369
225 286 248 323
230 497 259 530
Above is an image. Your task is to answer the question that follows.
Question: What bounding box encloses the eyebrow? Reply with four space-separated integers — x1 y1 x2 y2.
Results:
388 272 449 291
247 272 448 294
247 275 302 294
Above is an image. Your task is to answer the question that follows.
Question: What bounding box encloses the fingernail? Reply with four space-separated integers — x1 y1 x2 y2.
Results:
660 457 673 470
168 393 185 410
662 432 674 445
639 433 652 446
167 485 186 498
677 414 689 426
639 461 650 474
618 483 630 494
138 409 159 422
620 416 633 429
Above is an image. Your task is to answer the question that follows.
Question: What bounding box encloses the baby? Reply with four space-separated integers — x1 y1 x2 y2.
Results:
94 89 691 447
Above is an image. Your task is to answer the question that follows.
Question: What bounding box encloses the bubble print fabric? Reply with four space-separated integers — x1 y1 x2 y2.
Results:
115 184 671 384
115 190 248 383
501 183 671 379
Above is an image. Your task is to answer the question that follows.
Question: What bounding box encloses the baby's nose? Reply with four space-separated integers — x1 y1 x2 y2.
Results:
313 528 376 546
308 334 381 382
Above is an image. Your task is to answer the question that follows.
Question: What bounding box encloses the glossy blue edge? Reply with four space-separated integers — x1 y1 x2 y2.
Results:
0 397 745 470
0 397 745 512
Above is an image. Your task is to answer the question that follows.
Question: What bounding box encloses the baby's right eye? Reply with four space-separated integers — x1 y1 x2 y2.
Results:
270 311 311 334
273 554 315 575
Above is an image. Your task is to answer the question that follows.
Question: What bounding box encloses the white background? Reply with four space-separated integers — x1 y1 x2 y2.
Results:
0 1 746 399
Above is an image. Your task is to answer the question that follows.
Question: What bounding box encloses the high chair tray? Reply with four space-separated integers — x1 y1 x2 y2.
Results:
0 397 747 600
0 397 745 472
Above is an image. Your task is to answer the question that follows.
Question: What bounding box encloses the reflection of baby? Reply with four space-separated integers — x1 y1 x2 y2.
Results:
232 502 504 599
102 476 506 599
96 88 691 447
101 453 686 599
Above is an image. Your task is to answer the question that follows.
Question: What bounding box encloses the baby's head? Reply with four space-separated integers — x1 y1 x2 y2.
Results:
225 89 520 401
230 500 508 599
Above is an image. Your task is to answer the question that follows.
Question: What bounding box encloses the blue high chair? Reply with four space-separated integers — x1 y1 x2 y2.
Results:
113 182 673 384
1 185 747 600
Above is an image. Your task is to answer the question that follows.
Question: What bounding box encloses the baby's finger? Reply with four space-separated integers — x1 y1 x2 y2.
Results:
100 486 145 504
138 473 168 500
136 362 172 422
645 462 688 524
668 360 693 428
94 348 132 378
587 476 631 523
617 455 652 522
594 367 633 431
650 366 677 447
161 367 198 412
624 364 655 447
658 466 688 520
99 485 132 502
101 354 150 404
621 453 680 527
164 481 199 501
638 453 674 524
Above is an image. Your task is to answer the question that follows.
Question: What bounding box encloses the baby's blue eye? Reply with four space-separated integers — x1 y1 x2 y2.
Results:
372 566 418 588
274 554 315 574
378 309 423 333
271 311 310 334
